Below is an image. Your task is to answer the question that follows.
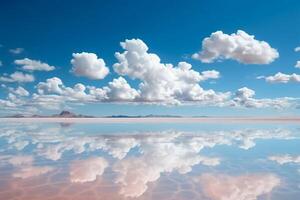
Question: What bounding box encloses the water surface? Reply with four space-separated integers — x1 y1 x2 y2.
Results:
0 121 299 200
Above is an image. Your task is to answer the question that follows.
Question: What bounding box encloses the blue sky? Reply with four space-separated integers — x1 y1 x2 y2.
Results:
0 0 300 116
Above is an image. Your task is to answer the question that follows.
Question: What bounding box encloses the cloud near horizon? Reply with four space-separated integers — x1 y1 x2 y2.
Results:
258 72 300 83
0 36 298 114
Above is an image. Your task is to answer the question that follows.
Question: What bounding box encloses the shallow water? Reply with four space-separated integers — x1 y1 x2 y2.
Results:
0 122 299 200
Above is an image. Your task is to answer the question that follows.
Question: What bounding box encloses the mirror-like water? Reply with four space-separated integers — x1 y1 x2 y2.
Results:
0 122 299 200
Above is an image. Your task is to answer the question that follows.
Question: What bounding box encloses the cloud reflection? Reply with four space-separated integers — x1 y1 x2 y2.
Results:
197 173 280 200
269 154 300 165
0 123 298 199
6 155 55 179
70 157 108 183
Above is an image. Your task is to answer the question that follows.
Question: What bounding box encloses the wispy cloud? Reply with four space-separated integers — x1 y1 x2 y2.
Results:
9 47 24 54
257 72 300 83
15 58 55 71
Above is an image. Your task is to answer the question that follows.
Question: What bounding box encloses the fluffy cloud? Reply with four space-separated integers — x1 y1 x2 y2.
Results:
31 94 67 110
35 76 140 107
71 52 109 80
295 47 300 52
34 77 95 110
0 71 35 83
9 48 24 54
0 99 16 108
30 39 230 109
13 82 297 112
235 87 255 99
15 58 55 71
37 77 64 94
101 77 140 101
258 72 300 83
0 86 48 112
232 87 291 108
70 157 108 183
81 77 140 103
113 39 228 104
295 61 300 68
0 38 297 112
269 154 300 165
197 173 280 200
36 77 99 108
192 30 279 64
1 77 296 112
9 86 30 96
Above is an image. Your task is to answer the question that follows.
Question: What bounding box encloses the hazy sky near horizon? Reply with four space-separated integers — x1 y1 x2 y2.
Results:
0 0 300 116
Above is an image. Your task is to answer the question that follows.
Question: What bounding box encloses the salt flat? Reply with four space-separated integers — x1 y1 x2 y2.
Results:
1 117 300 123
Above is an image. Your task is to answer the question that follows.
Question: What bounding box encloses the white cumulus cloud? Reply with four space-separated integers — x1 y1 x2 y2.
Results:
113 38 228 104
9 86 30 96
29 39 230 109
71 52 109 80
102 77 140 101
295 61 300 68
0 71 35 83
0 38 298 112
192 30 279 64
37 77 64 94
258 72 300 83
232 87 291 108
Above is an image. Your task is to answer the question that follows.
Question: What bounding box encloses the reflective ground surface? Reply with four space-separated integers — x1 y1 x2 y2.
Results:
0 121 299 200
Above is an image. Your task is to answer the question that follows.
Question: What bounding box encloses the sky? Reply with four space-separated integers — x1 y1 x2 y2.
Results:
0 0 300 116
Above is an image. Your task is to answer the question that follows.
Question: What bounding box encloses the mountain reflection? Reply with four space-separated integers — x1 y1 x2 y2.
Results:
0 122 299 199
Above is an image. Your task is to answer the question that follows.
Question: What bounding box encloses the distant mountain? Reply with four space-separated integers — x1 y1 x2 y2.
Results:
4 110 95 118
106 114 182 118
8 114 27 118
51 110 95 118
52 111 80 118
4 111 184 118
